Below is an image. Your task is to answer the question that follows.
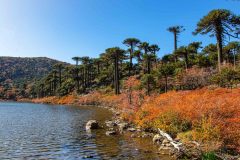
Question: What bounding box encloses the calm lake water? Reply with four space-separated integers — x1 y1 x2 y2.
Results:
0 102 171 160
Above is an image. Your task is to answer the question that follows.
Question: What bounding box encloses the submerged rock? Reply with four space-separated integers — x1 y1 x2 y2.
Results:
162 139 170 144
114 111 121 116
106 129 117 136
141 132 154 138
131 133 137 138
153 134 164 144
118 122 129 132
127 128 136 132
86 120 99 130
83 155 93 159
105 120 117 127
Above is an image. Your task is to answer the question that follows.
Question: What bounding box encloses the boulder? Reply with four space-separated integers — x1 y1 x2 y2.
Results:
127 128 136 132
118 122 129 132
131 133 137 138
158 146 173 155
153 134 163 144
162 139 170 144
86 120 99 130
141 132 154 138
105 120 116 127
114 119 121 125
106 130 117 136
115 111 121 116
83 155 93 159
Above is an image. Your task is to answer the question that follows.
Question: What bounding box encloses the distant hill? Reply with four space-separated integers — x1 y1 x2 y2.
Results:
0 57 68 99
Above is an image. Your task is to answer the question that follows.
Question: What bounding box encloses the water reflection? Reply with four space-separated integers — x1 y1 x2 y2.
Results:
0 102 171 159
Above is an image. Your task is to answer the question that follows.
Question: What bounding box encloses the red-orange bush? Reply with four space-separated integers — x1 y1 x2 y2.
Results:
133 88 240 152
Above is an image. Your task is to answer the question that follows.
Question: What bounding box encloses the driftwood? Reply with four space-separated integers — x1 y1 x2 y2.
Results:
158 128 182 151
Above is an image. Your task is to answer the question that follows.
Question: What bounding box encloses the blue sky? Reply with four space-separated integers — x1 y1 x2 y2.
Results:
0 0 239 63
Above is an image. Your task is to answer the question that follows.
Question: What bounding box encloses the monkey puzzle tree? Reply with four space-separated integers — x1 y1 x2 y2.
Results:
202 43 218 66
79 56 90 90
123 38 140 75
52 69 58 94
139 42 150 55
149 44 160 66
141 74 156 96
54 63 64 87
138 42 154 73
105 47 126 95
72 56 81 66
167 26 185 52
224 41 240 69
142 52 156 74
175 42 202 69
175 46 190 69
188 42 202 54
93 58 102 75
193 9 240 71
158 63 175 93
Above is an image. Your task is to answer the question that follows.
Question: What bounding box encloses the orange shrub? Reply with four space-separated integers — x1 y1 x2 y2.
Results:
133 88 240 152
57 94 77 104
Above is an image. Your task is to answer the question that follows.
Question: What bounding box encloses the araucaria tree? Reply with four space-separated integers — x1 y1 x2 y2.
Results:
167 26 185 52
193 9 240 71
72 56 81 66
105 47 126 95
54 63 64 87
123 38 140 75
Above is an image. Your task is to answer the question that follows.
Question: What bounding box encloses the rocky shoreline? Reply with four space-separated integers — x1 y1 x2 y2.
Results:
85 110 240 160
85 111 202 160
14 99 240 160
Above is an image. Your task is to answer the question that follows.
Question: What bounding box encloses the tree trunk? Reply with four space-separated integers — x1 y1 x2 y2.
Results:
216 27 223 72
129 44 133 76
165 76 168 93
53 73 57 95
234 48 236 70
174 33 178 62
59 68 62 87
184 52 189 70
174 32 177 51
147 57 151 74
114 54 120 95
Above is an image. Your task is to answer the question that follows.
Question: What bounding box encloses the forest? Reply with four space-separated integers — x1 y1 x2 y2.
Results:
0 57 66 99
30 9 240 98
2 9 240 157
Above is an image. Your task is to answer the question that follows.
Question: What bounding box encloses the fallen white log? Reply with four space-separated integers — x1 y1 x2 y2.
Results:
158 128 182 151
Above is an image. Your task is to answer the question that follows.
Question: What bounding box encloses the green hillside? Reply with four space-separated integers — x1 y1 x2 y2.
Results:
0 57 67 99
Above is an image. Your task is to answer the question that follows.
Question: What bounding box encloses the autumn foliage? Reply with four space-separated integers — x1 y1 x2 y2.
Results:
131 88 240 152
32 76 240 153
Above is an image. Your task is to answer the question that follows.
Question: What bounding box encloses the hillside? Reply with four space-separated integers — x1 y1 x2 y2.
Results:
0 56 67 99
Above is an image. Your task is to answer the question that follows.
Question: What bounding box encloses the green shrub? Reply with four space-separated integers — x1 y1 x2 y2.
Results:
202 152 217 160
211 67 240 88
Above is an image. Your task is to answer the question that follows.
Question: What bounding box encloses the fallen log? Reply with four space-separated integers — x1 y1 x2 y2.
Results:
158 128 182 151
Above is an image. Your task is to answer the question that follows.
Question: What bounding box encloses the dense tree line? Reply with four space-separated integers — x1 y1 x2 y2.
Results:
0 57 66 99
28 9 240 98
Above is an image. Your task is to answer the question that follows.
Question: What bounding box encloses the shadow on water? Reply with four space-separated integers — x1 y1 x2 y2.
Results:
0 102 172 160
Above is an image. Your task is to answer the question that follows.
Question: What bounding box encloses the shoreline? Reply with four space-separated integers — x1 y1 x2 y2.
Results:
15 97 177 157
2 90 240 160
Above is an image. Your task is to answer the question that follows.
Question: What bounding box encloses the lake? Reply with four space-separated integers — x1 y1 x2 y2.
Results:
0 102 171 160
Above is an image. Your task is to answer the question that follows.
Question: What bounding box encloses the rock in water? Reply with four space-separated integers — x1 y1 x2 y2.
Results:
105 120 117 127
153 134 163 144
86 120 99 130
127 128 136 132
106 130 117 136
118 122 129 132
162 139 170 144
